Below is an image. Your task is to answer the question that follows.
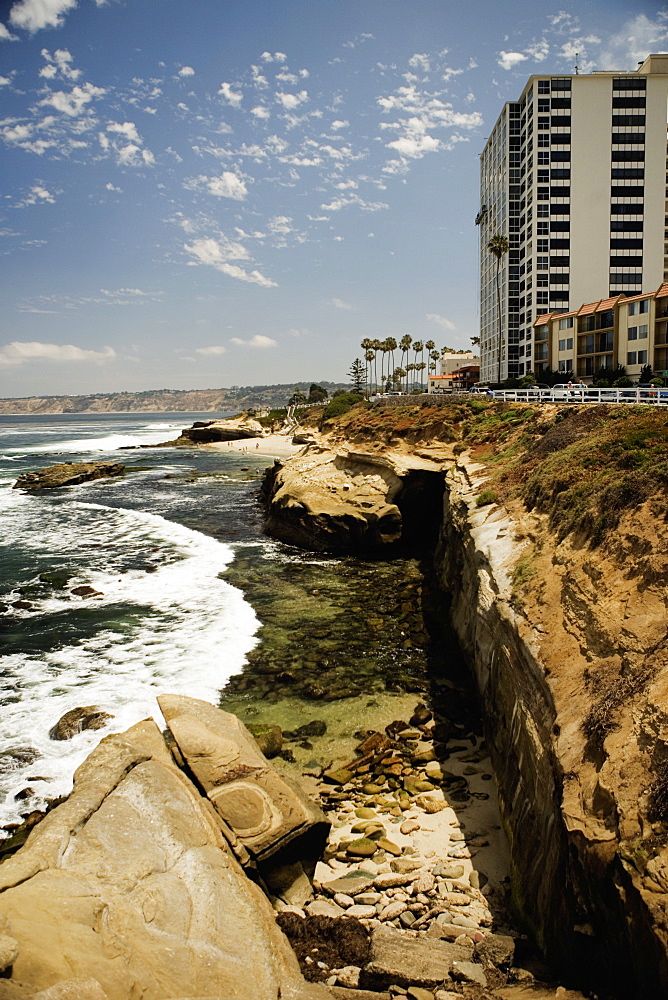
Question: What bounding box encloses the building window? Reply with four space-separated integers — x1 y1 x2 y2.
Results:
537 257 548 269
538 135 550 147
538 99 550 112
538 117 550 130
537 239 549 251
537 205 549 217
538 81 550 94
537 291 549 304
628 300 649 315
627 351 637 365
558 359 572 372
558 317 574 330
638 350 648 364
558 337 573 351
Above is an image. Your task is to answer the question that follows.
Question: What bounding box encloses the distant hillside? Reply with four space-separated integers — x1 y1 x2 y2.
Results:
0 382 350 415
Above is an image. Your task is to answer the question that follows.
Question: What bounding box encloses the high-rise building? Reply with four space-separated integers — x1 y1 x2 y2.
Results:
477 53 668 383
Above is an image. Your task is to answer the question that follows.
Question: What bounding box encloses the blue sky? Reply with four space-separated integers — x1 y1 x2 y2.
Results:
1 0 666 395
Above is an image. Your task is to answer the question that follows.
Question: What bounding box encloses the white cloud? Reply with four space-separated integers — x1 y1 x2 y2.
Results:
178 66 195 77
275 89 308 110
116 143 154 168
107 121 141 143
184 237 277 288
597 14 668 70
0 76 12 85
230 335 277 348
39 48 80 80
218 81 243 108
498 51 529 71
105 182 122 192
268 215 293 235
0 341 116 367
20 183 55 205
187 170 248 200
261 52 287 63
39 82 106 116
408 53 431 73
251 105 270 119
9 0 76 32
329 297 352 310
0 23 18 40
526 39 549 62
426 313 455 330
330 119 349 130
195 344 226 355
321 193 388 212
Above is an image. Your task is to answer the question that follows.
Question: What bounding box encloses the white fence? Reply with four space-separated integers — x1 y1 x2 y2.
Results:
489 386 668 406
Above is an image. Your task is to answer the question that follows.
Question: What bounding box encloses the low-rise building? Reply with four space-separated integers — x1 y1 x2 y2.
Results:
451 364 481 391
439 351 480 376
427 374 455 393
533 281 668 380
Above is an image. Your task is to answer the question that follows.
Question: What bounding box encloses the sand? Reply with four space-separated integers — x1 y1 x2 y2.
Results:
203 433 304 461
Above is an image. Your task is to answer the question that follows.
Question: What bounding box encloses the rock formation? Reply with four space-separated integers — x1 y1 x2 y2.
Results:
259 419 668 998
173 415 267 445
13 463 125 491
0 710 329 1000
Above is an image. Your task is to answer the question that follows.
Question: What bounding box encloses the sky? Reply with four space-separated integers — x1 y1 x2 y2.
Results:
1 0 667 396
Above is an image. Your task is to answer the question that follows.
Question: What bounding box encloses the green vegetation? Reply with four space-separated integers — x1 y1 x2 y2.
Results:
321 392 364 422
475 490 498 507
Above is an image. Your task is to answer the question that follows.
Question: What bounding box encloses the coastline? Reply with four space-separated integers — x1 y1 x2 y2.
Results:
203 432 303 460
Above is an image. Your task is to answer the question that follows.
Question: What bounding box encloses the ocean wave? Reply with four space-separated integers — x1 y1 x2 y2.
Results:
0 501 259 829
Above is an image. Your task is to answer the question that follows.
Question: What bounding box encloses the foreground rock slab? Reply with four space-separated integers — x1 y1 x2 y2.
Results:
13 462 125 491
0 718 327 1000
174 415 267 444
158 694 329 868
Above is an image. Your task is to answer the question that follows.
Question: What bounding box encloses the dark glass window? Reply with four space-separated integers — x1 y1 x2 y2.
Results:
550 187 570 198
551 151 570 161
610 186 644 197
550 221 570 231
612 78 646 90
612 150 645 161
612 97 646 108
610 221 643 231
538 99 550 112
609 255 643 266
551 116 571 127
551 98 571 109
551 239 570 249
551 169 571 179
612 115 645 126
551 79 571 90
550 133 570 144
611 168 644 179
610 204 644 214
537 80 550 94
611 133 645 144
550 256 569 267
609 238 644 249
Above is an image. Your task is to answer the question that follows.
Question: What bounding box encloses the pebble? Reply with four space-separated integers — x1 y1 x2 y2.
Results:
355 807 377 819
374 872 417 889
333 893 355 908
336 966 361 988
400 820 421 835
346 838 377 857
355 892 381 905
390 858 424 874
346 904 377 919
399 910 417 927
306 899 345 918
379 900 407 921
407 988 434 1000
412 873 435 894
452 914 479 928
377 837 402 856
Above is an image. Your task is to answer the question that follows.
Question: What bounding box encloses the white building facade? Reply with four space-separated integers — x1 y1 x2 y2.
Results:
477 54 668 383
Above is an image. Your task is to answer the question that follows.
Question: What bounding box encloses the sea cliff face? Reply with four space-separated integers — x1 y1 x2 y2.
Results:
261 410 668 999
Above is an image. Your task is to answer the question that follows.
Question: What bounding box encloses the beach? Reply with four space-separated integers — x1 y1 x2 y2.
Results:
204 432 304 460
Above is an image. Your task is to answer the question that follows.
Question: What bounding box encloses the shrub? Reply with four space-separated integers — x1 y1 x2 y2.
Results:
321 392 364 422
476 489 498 507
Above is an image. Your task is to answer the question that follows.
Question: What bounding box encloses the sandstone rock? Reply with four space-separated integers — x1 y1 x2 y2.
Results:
336 966 361 988
347 838 377 858
475 932 515 968
0 934 19 971
389 858 424 874
158 694 329 867
0 982 34 999
174 415 266 444
322 874 375 897
307 900 346 918
13 462 125 491
327 989 390 1000
360 925 472 990
246 722 283 759
33 980 109 999
48 706 114 741
451 960 487 986
407 988 435 1000
0 718 325 1000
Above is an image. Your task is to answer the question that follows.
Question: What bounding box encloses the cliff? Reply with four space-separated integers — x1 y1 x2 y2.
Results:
262 399 668 998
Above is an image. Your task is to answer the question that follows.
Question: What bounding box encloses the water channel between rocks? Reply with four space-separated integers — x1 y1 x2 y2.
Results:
218 545 542 972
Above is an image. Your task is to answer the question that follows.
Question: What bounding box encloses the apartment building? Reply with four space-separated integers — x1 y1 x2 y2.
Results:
533 281 668 380
477 53 668 383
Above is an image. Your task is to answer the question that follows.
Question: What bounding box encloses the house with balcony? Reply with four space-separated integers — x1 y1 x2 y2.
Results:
533 281 668 380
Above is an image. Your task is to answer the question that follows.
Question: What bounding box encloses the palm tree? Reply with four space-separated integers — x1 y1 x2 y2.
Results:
416 361 427 390
429 350 440 375
399 334 412 379
365 349 375 394
487 233 510 385
393 367 405 391
413 341 424 383
405 362 415 393
386 336 397 377
372 339 382 392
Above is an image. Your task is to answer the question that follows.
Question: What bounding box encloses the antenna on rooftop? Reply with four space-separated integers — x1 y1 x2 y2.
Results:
574 52 579 75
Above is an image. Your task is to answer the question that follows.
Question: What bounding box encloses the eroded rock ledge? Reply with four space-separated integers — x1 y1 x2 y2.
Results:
13 462 124 491
262 437 668 998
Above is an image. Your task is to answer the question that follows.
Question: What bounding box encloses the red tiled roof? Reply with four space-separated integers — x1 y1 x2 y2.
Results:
654 282 668 299
595 295 623 312
622 292 652 305
533 313 554 325
577 300 601 316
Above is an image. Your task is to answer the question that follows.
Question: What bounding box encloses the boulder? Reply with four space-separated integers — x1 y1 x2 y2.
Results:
360 925 472 991
48 706 114 741
174 416 266 445
0 933 19 971
13 463 124 491
0 718 327 1000
157 694 329 869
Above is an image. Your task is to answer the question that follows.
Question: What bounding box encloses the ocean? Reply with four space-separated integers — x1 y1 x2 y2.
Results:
0 412 270 831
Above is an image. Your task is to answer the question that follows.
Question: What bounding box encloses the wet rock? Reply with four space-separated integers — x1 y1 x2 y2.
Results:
70 586 103 599
347 838 377 858
246 722 283 759
297 720 328 738
0 747 41 772
13 462 125 491
49 706 114 741
39 571 71 588
323 768 355 785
